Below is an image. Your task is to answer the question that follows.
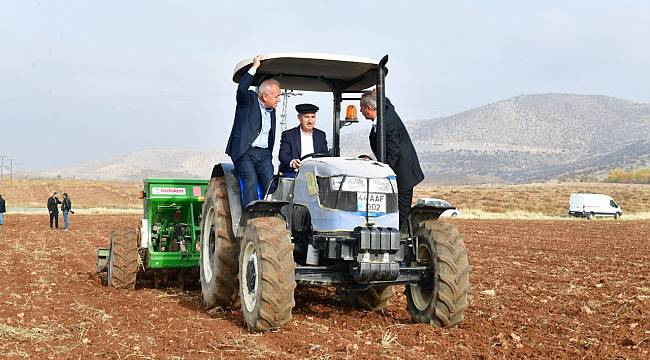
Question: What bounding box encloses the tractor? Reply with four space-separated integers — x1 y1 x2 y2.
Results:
200 53 470 332
96 178 208 289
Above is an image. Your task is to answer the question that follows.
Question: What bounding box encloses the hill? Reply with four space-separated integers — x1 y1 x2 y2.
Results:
343 93 650 183
31 148 229 181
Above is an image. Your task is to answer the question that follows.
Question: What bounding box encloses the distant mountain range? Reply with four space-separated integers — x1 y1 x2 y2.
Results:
33 148 229 181
30 94 650 184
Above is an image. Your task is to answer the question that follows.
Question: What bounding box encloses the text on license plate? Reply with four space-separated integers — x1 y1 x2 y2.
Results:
357 193 386 213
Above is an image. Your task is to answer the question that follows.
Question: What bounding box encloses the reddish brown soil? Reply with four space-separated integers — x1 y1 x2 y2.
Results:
0 215 648 359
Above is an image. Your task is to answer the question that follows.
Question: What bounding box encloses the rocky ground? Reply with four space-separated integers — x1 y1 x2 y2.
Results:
0 215 648 359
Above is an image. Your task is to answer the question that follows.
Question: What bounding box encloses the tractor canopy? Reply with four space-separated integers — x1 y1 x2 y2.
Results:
232 52 390 160
232 53 387 92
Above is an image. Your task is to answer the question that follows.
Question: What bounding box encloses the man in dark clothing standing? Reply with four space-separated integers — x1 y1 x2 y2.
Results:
47 192 61 229
361 89 424 232
61 193 73 231
0 194 6 225
225 54 281 207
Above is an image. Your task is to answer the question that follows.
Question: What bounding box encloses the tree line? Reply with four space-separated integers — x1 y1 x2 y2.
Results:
607 168 650 184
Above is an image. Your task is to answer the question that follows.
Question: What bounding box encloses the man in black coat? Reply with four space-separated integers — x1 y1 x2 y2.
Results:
361 89 424 231
278 103 329 177
225 54 281 207
47 192 61 229
0 194 6 225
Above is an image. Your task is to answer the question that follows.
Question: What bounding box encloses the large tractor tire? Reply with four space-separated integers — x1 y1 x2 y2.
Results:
337 286 394 311
239 216 296 332
406 221 470 327
200 177 239 309
107 229 140 290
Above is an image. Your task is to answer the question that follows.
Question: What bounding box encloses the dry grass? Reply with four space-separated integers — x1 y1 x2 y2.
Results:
380 329 399 349
3 179 650 218
208 335 277 358
459 209 650 220
69 302 112 324
0 323 70 342
415 182 650 217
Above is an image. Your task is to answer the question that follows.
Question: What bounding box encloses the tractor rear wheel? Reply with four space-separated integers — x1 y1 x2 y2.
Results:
200 177 239 309
406 221 469 327
239 216 296 332
107 229 140 290
338 285 394 311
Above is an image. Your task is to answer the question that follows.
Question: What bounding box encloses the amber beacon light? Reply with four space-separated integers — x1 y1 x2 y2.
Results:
345 105 358 122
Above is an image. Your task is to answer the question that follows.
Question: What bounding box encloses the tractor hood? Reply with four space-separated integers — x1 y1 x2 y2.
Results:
292 157 399 232
301 157 395 178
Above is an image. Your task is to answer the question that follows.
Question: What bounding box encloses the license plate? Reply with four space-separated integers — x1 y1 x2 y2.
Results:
357 193 386 214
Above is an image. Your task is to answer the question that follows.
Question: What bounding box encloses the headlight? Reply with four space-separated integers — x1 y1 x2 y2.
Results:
370 178 397 193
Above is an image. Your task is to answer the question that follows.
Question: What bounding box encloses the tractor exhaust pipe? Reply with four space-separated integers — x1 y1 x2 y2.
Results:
376 55 389 163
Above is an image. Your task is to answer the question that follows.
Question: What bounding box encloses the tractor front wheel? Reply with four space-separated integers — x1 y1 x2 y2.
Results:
406 221 470 327
239 216 296 332
107 229 140 289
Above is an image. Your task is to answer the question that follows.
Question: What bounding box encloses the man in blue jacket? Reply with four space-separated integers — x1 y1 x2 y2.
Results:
225 55 281 207
278 103 329 177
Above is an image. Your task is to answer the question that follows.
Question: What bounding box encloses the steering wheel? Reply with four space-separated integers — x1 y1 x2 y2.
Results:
299 152 329 161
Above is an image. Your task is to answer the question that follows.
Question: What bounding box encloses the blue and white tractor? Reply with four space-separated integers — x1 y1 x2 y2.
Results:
200 54 470 332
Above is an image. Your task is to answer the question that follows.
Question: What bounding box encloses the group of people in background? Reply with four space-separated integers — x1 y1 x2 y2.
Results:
226 54 423 231
47 192 74 230
0 192 73 230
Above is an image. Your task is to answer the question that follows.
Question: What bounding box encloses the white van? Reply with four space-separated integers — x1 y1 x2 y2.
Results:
568 193 622 219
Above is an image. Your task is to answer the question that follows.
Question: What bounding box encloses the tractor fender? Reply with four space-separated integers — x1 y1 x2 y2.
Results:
407 204 455 237
237 201 291 239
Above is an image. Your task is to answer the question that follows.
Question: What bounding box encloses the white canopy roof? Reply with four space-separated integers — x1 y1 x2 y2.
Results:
232 53 387 92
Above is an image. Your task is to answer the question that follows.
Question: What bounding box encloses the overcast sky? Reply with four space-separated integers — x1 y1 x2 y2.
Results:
1 0 650 169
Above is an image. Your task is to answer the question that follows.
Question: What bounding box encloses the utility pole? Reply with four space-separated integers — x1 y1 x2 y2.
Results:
279 90 302 131
0 154 6 182
14 161 21 182
9 159 14 184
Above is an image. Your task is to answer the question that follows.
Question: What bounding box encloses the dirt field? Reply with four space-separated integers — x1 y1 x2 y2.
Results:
0 180 141 209
0 215 648 359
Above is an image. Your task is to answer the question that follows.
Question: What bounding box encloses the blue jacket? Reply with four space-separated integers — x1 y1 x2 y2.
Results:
225 72 277 162
278 126 328 175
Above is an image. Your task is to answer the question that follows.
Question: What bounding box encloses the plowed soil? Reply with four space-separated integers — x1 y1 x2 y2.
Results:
0 215 648 359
